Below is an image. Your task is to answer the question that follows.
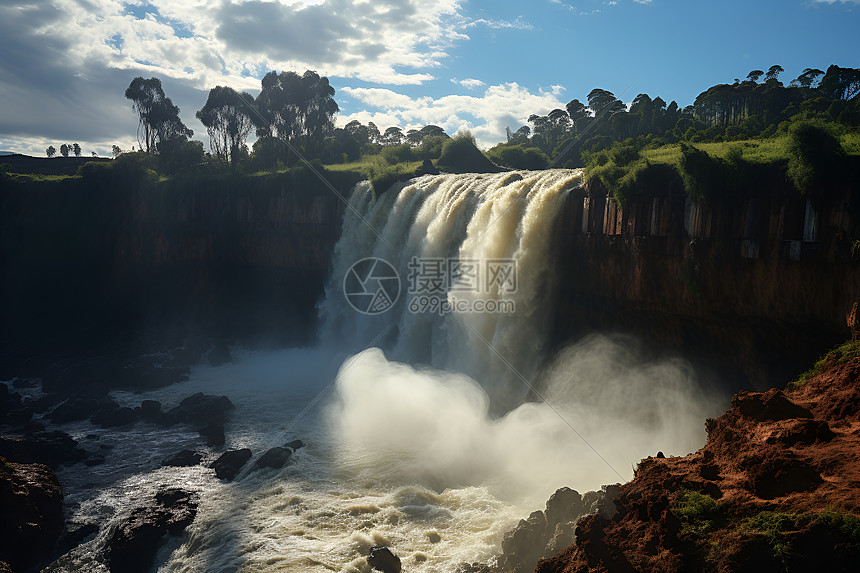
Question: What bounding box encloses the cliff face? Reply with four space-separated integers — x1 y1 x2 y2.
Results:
534 349 860 573
550 173 860 390
0 171 357 357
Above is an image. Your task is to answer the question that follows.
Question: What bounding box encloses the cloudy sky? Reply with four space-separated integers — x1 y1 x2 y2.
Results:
1 0 858 156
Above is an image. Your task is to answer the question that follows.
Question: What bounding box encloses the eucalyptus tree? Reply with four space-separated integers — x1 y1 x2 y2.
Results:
46 145 56 158
254 70 338 159
196 86 256 164
125 77 192 154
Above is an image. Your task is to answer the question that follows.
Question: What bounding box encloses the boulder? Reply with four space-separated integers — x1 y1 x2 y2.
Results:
138 400 162 420
161 450 202 467
198 423 225 447
106 488 197 573
545 487 584 531
0 431 86 466
368 546 401 573
0 458 64 571
253 447 291 470
48 397 115 424
91 406 138 428
284 439 304 451
164 393 234 427
209 449 252 481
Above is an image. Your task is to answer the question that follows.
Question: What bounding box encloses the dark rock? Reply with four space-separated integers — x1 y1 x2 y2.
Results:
368 546 401 573
735 390 812 422
49 398 116 424
209 448 252 480
0 431 86 466
106 488 197 573
91 406 138 428
139 400 162 420
85 455 106 466
749 454 823 499
0 458 64 572
23 394 59 414
545 521 577 555
198 423 225 447
656 451 665 458
499 511 548 573
162 450 202 467
428 531 441 543
11 378 39 389
765 419 836 446
545 487 583 531
284 439 304 451
56 522 99 554
207 342 232 367
253 447 291 470
165 393 234 427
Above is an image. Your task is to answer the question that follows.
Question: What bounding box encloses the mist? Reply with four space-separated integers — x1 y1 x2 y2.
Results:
326 334 726 508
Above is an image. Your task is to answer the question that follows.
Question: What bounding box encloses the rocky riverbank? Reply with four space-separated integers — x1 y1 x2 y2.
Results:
530 343 860 572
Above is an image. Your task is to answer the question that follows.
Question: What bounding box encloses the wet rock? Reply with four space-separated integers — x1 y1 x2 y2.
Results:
48 397 115 424
284 439 304 451
0 431 86 466
209 448 252 480
11 378 39 389
56 522 99 554
499 511 548 573
24 394 60 414
0 458 64 572
106 488 197 573
91 406 138 428
164 393 234 427
428 531 441 543
545 487 584 531
253 447 292 470
138 400 162 420
368 546 401 573
162 450 202 467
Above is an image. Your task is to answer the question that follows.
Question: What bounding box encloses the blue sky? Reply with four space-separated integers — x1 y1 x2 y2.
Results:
0 0 858 156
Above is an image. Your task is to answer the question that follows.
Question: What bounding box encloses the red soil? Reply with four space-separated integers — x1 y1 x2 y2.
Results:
535 353 860 572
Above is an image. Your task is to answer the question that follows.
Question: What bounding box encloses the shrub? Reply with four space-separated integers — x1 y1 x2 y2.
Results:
787 122 846 194
674 490 722 536
788 338 860 390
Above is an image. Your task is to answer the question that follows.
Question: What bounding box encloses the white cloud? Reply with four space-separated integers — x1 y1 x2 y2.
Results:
454 78 487 89
338 83 568 148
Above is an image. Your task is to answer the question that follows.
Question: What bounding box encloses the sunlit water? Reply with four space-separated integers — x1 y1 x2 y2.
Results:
43 171 725 571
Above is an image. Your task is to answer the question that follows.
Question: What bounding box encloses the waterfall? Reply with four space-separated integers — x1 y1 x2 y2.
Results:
318 169 584 410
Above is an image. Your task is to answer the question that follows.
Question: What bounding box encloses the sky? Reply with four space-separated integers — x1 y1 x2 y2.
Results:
0 0 858 156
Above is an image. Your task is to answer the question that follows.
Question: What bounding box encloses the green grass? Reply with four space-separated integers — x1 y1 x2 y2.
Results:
742 511 805 563
326 156 422 193
2 172 80 183
674 490 722 536
788 338 860 390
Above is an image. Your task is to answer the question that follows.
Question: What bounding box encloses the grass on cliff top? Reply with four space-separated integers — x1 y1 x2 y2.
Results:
326 156 423 193
641 131 860 168
787 338 860 390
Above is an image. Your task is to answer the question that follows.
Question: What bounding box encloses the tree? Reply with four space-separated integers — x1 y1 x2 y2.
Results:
765 65 784 83
366 122 381 145
381 126 405 146
60 143 70 157
789 68 824 89
746 70 765 83
91 151 98 157
197 86 256 164
112 145 123 158
587 88 625 117
818 65 860 101
566 98 590 134
125 77 192 154
46 145 56 158
344 120 369 144
72 143 82 157
253 70 338 160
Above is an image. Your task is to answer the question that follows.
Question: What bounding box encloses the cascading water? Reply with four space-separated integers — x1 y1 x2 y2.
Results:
43 170 723 573
319 170 579 410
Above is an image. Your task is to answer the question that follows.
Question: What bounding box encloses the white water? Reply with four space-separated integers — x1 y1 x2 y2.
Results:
44 171 724 572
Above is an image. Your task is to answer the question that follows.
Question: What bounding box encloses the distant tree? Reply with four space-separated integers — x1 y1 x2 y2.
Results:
818 65 860 101
72 143 82 157
46 145 56 158
197 86 256 164
253 70 338 160
366 122 381 145
566 98 590 134
125 77 192 154
344 120 369 144
407 125 447 146
91 151 97 157
112 145 123 158
60 144 70 157
746 70 765 83
381 126 406 146
765 65 784 82
789 68 824 89
587 88 625 117
506 125 530 144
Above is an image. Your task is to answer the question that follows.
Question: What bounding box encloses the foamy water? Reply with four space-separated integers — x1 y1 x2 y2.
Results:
43 172 725 571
